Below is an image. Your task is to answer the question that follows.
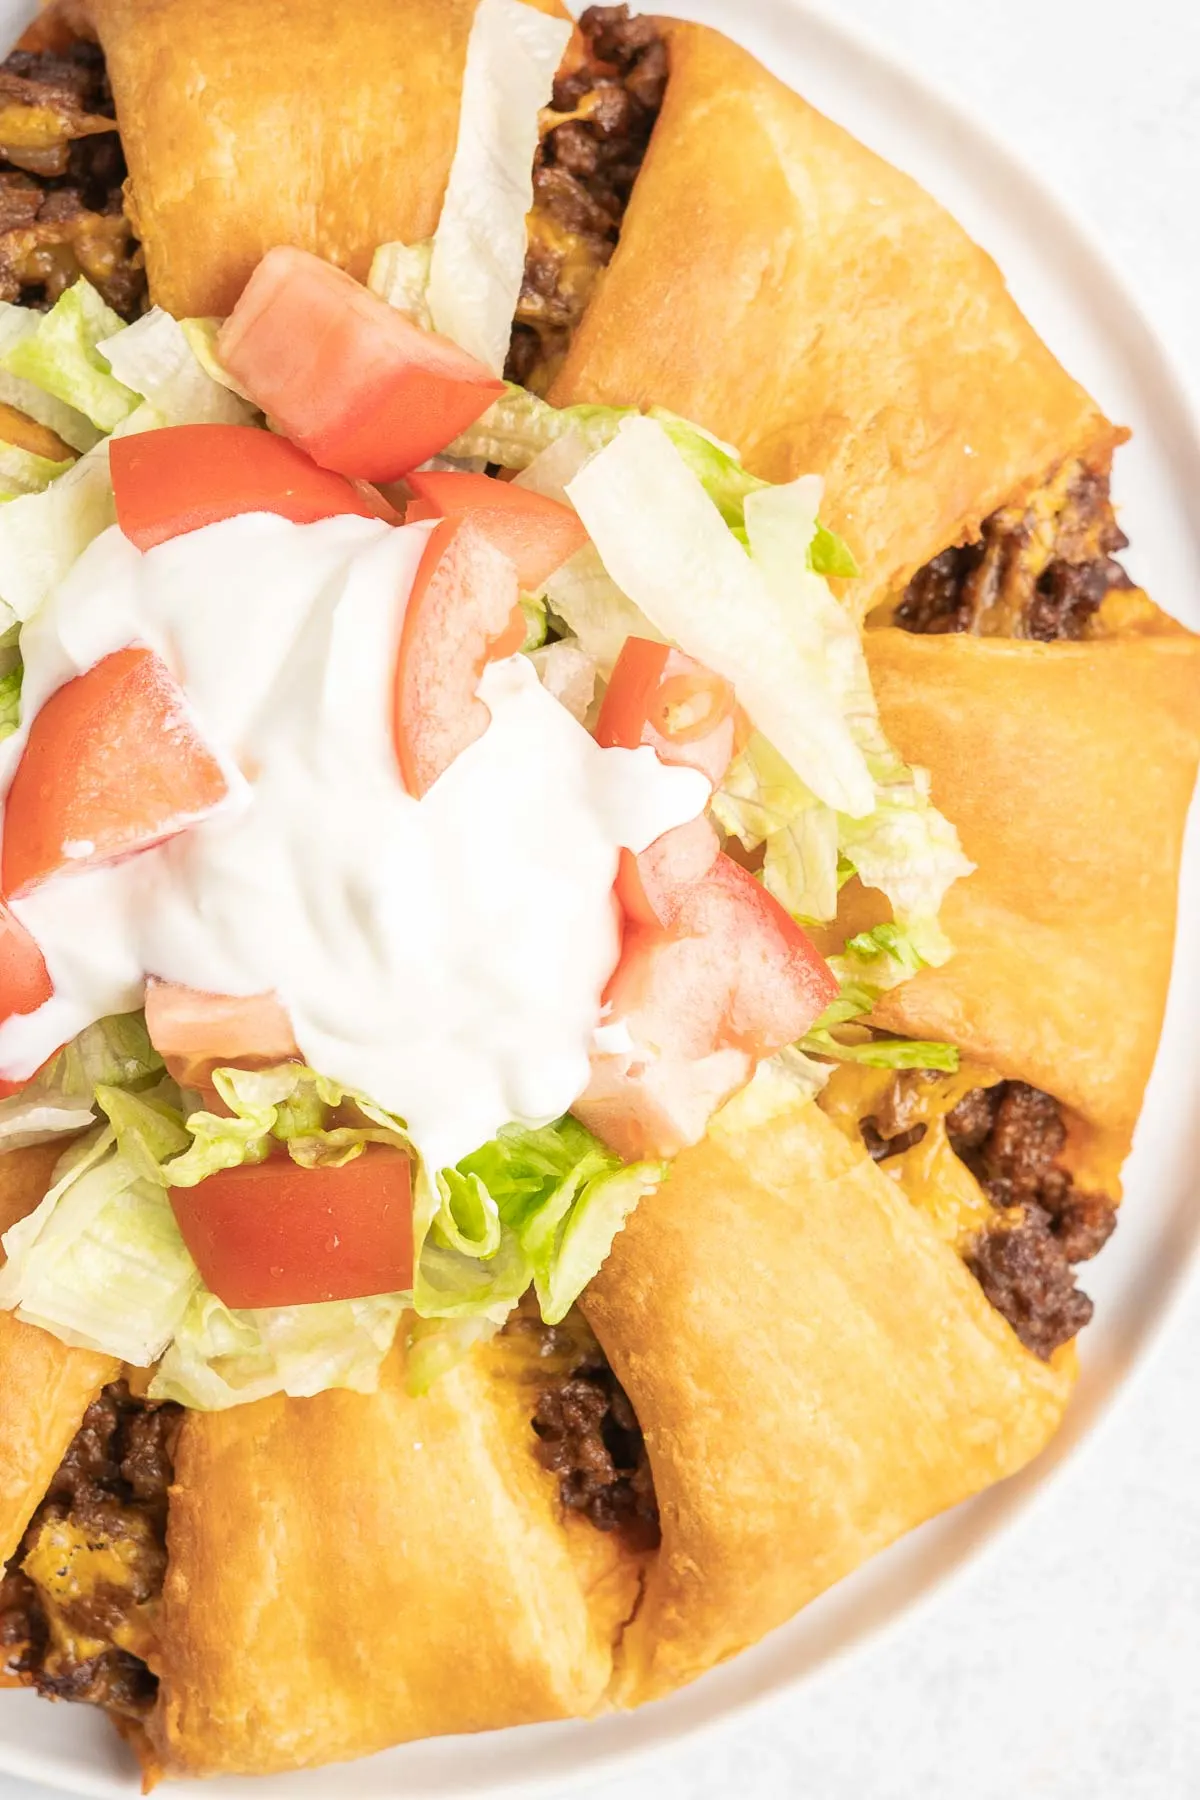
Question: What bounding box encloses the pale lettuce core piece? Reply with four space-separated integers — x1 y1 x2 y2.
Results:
426 0 570 372
0 1011 163 1150
0 281 138 432
98 309 259 427
0 303 100 453
367 240 434 329
566 416 874 816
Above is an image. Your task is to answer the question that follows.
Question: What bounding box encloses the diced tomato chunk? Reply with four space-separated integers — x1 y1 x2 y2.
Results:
1 648 229 898
144 980 299 1093
405 471 587 594
110 425 376 552
169 1146 414 1308
219 248 504 481
596 638 737 788
393 517 523 797
0 899 52 1025
577 851 836 1160
614 816 720 930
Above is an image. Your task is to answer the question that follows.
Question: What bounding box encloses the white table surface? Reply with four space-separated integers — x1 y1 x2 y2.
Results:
3 1 1199 1796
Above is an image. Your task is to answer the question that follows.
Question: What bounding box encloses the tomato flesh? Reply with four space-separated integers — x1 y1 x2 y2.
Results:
144 980 299 1094
219 248 504 482
110 424 376 552
578 850 836 1160
595 638 737 788
405 471 588 594
169 1145 414 1309
2 648 229 898
614 816 720 931
393 517 523 797
0 900 52 1025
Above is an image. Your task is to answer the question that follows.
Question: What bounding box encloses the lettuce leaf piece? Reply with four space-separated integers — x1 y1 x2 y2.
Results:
541 543 659 676
0 1011 164 1151
178 318 255 402
0 1115 200 1365
449 381 636 469
0 302 100 453
647 408 768 530
712 731 840 924
798 1029 959 1071
567 417 873 816
367 239 434 328
799 920 959 1071
808 521 860 579
0 281 138 432
528 637 596 722
150 1286 407 1409
426 0 570 371
98 308 258 427
0 398 164 623
0 439 74 501
0 657 20 740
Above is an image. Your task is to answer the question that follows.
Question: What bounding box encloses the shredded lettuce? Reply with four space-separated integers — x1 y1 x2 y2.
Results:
0 281 138 432
99 309 258 427
542 543 660 675
0 439 74 501
799 921 959 1071
449 381 636 469
567 417 873 816
0 304 100 453
0 1011 164 1150
528 638 596 721
425 0 570 371
178 318 255 402
368 240 434 329
0 657 20 741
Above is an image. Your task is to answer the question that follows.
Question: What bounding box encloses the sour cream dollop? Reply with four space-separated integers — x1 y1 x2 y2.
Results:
0 515 707 1170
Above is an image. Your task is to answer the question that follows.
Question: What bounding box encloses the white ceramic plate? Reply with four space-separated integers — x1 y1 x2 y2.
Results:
1 0 1197 1794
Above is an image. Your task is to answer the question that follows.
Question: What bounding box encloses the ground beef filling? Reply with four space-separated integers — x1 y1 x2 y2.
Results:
0 1380 179 1721
0 41 144 317
896 464 1133 641
866 1079 1116 1359
506 5 666 394
521 1315 660 1550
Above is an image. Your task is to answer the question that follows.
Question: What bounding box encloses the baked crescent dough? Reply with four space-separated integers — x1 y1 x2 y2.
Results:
584 1091 1074 1704
824 630 1200 1136
0 1142 117 1564
84 0 566 319
148 1331 640 1777
548 21 1118 613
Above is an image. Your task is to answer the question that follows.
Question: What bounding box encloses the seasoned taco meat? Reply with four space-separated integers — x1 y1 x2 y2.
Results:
0 1380 179 1721
896 459 1132 641
0 40 143 317
507 5 667 394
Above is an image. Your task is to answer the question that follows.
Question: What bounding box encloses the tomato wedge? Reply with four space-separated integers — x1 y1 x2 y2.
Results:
578 851 836 1160
169 1146 414 1309
219 248 504 481
144 980 299 1093
595 638 737 788
405 471 588 594
393 517 523 797
110 424 376 552
1 648 229 898
0 900 52 1024
614 815 720 930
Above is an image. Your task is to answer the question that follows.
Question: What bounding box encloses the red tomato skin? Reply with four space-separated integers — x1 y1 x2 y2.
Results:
0 900 52 1024
613 816 720 930
169 1146 414 1309
595 638 737 788
1 648 229 898
404 471 587 593
110 425 376 551
393 517 523 797
219 248 504 481
578 852 836 1159
145 979 299 1094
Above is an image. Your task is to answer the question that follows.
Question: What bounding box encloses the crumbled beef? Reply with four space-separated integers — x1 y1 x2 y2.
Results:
860 1117 926 1162
942 1079 1117 1358
966 1208 1094 1361
0 1380 179 1722
533 1350 660 1550
0 40 144 318
896 464 1132 640
506 5 667 393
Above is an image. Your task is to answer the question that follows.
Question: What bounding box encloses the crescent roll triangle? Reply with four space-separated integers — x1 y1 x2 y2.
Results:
84 0 567 319
547 20 1119 612
827 630 1200 1138
583 1092 1074 1704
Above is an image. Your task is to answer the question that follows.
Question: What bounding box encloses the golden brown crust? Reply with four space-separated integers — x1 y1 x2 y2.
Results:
584 1096 1074 1704
548 21 1117 612
830 630 1200 1134
84 0 566 319
0 1143 118 1563
151 1333 640 1777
